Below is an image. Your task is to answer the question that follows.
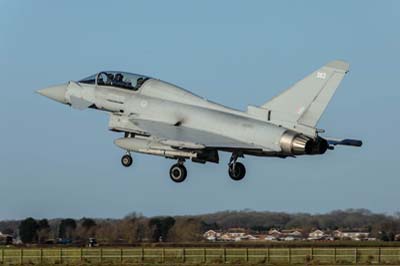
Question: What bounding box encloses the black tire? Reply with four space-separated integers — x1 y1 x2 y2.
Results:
169 164 187 183
121 154 133 167
228 162 246 181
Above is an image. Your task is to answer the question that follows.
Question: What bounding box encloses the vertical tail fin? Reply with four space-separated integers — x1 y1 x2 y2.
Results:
261 60 349 128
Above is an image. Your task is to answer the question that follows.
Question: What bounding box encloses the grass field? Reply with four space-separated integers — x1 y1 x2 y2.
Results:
1 247 400 265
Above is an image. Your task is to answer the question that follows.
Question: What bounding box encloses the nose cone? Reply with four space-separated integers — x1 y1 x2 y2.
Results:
37 84 68 104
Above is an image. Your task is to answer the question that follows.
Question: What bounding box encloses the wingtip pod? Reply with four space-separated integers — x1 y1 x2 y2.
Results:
342 139 363 147
326 60 350 73
327 138 363 147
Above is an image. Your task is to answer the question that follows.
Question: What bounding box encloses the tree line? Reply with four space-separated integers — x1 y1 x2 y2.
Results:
0 213 203 244
1 209 399 244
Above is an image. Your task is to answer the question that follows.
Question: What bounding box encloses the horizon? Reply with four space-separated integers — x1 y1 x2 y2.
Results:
0 208 398 221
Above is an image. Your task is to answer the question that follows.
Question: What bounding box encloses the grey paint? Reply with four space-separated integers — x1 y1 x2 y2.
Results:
37 60 361 168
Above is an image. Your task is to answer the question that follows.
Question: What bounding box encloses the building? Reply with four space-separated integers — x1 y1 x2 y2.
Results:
265 235 278 241
203 230 221 241
332 230 342 238
253 234 267 240
264 229 305 241
204 228 375 242
267 229 283 238
225 228 246 240
242 234 259 241
308 230 325 240
0 232 13 245
333 230 370 241
204 228 254 242
220 233 245 242
268 229 282 235
286 230 304 237
283 236 296 241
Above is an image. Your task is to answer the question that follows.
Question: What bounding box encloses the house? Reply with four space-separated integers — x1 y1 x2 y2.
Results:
332 230 343 238
333 230 369 240
265 229 284 241
345 232 369 241
286 230 304 237
203 230 221 241
265 235 278 241
283 236 296 241
283 233 304 241
0 232 13 245
225 229 246 239
218 232 245 242
267 229 283 238
204 230 217 238
204 228 269 242
242 234 259 241
268 229 282 235
270 229 303 241
264 229 305 241
253 234 267 240
308 230 325 240
220 233 235 242
321 235 335 241
228 232 246 238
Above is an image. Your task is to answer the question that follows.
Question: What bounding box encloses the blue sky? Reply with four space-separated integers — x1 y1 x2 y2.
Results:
0 1 399 219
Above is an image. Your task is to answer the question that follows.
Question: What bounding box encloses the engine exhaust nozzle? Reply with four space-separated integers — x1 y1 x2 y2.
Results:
280 130 328 155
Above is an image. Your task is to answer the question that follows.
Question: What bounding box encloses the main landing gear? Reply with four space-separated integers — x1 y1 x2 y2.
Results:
121 152 133 167
228 153 246 181
120 152 246 182
169 159 187 183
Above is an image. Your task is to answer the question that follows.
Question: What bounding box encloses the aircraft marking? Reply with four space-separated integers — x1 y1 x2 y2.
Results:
317 72 326 79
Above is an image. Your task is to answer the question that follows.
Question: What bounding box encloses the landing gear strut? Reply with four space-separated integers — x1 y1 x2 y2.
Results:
169 159 187 183
228 153 246 181
121 152 133 167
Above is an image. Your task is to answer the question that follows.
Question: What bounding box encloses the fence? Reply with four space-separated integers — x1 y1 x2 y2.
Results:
1 247 400 265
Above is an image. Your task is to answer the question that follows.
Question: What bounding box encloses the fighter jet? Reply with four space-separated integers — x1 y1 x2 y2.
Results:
37 60 362 183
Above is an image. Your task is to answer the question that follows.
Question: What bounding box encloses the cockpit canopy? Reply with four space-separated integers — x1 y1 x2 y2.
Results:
79 71 150 91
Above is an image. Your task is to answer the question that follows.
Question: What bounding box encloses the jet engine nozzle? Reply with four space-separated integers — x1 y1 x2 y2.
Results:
306 136 328 155
280 130 312 155
280 131 328 155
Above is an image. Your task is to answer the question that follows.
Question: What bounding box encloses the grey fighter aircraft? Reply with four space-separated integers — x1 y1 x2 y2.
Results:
37 60 362 183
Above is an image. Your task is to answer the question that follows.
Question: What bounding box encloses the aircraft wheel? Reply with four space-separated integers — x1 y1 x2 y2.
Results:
121 154 133 167
169 164 187 183
228 162 246 181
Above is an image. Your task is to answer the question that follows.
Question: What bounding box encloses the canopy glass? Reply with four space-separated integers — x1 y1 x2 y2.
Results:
79 71 150 91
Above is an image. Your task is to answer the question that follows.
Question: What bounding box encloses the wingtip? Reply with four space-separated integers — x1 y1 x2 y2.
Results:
326 60 350 72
